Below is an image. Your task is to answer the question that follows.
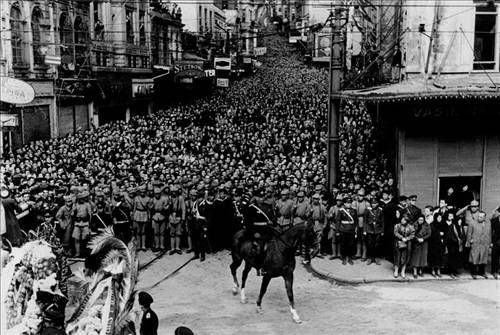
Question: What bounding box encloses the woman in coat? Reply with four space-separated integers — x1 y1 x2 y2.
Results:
393 215 415 278
410 215 431 278
427 211 445 277
443 212 462 278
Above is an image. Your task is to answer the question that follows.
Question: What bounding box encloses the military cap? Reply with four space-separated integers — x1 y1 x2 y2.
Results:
312 193 321 200
398 195 408 202
154 187 162 194
344 197 353 203
409 195 417 200
281 189 289 196
297 191 305 197
470 200 479 207
189 189 197 196
138 291 153 306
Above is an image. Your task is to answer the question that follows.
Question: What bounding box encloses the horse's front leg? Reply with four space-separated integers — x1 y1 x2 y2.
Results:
256 274 271 314
230 256 242 296
240 262 252 303
284 273 301 323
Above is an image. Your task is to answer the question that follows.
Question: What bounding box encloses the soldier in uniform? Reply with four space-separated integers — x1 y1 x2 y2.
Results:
232 187 245 232
94 191 112 216
72 191 93 257
328 194 343 260
242 192 277 275
133 185 151 251
352 189 370 260
292 191 311 226
336 197 358 265
55 195 74 255
308 193 327 258
111 192 131 243
184 189 197 253
275 189 294 231
191 188 212 262
169 185 185 255
364 198 385 265
407 195 422 223
138 292 158 335
151 187 170 251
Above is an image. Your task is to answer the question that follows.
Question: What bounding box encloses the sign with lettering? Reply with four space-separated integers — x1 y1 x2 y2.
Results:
131 78 154 98
0 77 35 104
0 114 19 127
254 47 267 56
216 78 229 88
214 57 231 71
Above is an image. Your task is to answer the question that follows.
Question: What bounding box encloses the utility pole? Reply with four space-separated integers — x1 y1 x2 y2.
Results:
327 2 346 191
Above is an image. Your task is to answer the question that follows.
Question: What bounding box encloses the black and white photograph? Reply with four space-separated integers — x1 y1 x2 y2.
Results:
1 0 499 334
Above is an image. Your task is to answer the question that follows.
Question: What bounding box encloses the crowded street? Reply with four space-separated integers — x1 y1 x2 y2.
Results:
2 2 500 335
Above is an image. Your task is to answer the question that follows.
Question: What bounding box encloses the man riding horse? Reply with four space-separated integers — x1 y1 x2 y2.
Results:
240 191 278 276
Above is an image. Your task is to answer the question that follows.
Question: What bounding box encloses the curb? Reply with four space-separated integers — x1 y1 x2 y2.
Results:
309 261 498 285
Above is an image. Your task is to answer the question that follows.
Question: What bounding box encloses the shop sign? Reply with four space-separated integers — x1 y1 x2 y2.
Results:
0 76 35 104
254 47 267 56
205 69 216 77
174 64 203 72
214 57 231 70
216 78 229 88
0 114 19 127
131 79 154 98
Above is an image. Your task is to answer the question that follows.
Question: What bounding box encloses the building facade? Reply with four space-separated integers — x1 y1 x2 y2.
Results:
335 0 500 215
1 0 184 153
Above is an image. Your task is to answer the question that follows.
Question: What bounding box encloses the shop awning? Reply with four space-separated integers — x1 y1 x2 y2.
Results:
333 74 500 103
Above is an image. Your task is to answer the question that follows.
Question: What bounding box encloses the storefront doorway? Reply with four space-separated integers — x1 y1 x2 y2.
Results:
439 176 481 209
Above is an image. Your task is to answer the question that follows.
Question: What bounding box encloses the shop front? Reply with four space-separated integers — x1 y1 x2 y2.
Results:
93 73 154 126
335 77 500 215
1 79 55 154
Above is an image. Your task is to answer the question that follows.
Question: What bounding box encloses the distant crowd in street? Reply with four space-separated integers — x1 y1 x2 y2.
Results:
1 35 499 281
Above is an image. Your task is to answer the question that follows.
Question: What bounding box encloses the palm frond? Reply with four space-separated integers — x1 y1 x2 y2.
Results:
87 227 122 254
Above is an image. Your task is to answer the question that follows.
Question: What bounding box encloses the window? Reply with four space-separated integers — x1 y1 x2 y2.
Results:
152 22 159 65
31 7 44 66
474 3 498 70
163 28 169 65
10 5 26 66
126 8 135 44
93 2 104 40
74 16 89 68
210 11 213 32
59 13 74 68
139 11 146 45
204 8 208 31
199 6 203 32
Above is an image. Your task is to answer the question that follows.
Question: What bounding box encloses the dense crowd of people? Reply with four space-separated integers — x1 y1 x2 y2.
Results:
1 33 499 280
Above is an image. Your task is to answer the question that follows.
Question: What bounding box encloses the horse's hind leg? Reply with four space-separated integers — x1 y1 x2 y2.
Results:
240 261 252 304
256 275 271 314
283 273 301 323
230 255 242 296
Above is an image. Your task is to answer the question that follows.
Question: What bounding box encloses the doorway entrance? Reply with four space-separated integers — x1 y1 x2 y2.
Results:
439 176 481 210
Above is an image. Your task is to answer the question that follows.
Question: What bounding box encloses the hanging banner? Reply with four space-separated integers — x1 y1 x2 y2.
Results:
0 77 35 104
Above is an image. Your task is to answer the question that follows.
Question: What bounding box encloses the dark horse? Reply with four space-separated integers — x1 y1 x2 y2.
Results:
229 223 317 323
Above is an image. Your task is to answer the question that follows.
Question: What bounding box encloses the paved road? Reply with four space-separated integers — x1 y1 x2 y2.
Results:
139 251 500 335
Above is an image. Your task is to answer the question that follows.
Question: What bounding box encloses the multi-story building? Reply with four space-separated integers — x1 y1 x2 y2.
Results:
335 0 500 215
0 0 184 153
179 0 226 57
